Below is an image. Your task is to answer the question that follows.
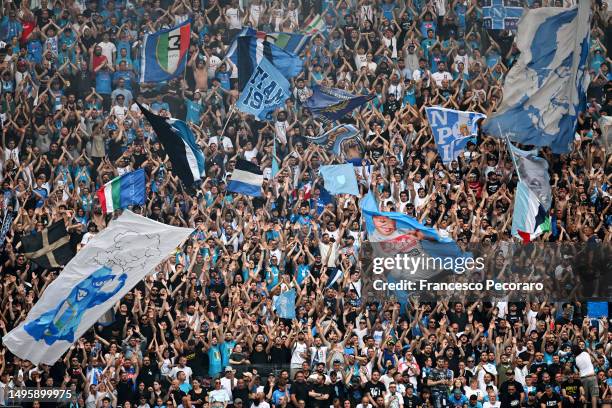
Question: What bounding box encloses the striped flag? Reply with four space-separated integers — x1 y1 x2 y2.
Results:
303 14 325 34
227 159 263 197
226 28 310 57
21 221 75 269
140 20 191 83
138 103 205 187
97 169 146 214
511 182 551 243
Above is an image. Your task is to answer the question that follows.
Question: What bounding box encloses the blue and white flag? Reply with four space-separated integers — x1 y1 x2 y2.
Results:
511 181 551 243
319 164 360 196
508 144 552 211
304 124 361 156
425 107 486 165
140 20 191 83
483 1 591 154
227 159 264 197
2 211 193 365
360 193 468 278
230 34 303 91
236 57 291 121
138 103 205 187
275 289 296 319
483 0 524 30
304 85 375 122
226 28 310 57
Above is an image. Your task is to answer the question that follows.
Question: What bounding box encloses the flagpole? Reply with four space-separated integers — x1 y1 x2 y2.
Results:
221 105 236 137
498 123 523 184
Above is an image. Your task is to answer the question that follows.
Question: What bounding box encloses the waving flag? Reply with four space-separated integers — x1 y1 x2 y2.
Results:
508 144 552 211
304 85 374 122
275 289 296 319
425 107 486 165
360 192 467 279
230 34 303 91
227 159 263 197
140 20 191 83
236 57 291 120
483 1 590 153
3 211 193 365
319 164 360 196
97 169 146 214
304 124 361 156
138 103 205 187
483 0 524 30
21 221 75 269
511 182 551 243
304 14 325 34
226 28 310 57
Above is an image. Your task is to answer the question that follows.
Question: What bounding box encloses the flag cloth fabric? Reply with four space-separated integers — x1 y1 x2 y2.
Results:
425 107 486 165
231 34 303 91
2 211 193 365
226 28 310 57
140 20 191 83
508 144 552 211
271 138 280 178
21 221 75 269
274 289 296 319
483 0 524 29
483 1 591 153
0 211 14 248
96 169 146 214
360 192 467 279
138 103 205 187
304 124 361 156
304 85 374 122
304 14 325 34
227 159 264 197
511 181 551 243
236 57 291 120
319 164 360 196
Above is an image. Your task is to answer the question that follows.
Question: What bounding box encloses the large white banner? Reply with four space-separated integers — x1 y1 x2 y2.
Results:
3 211 193 365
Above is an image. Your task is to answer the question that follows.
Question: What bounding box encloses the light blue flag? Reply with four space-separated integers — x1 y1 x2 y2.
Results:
425 106 486 166
483 1 591 153
236 57 291 121
319 164 360 196
275 289 296 319
359 192 469 278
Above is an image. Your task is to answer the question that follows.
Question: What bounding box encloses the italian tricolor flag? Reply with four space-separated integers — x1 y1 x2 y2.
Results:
97 169 146 213
304 14 325 35
511 182 551 243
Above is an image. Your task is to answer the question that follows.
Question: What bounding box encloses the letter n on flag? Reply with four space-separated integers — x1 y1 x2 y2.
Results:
21 221 76 269
140 20 191 83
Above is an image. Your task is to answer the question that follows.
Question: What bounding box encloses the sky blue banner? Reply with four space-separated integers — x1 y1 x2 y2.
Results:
304 85 374 121
304 124 361 155
236 57 291 121
483 0 523 30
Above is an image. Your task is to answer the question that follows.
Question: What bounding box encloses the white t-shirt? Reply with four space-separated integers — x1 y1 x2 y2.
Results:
291 342 308 367
483 402 501 408
169 365 193 382
98 41 116 64
431 71 453 86
209 136 234 151
226 7 242 29
207 55 222 78
575 351 595 377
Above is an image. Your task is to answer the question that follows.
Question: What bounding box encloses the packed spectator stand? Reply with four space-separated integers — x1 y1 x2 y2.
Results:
0 0 611 407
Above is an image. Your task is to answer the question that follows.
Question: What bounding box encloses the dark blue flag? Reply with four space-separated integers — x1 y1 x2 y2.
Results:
304 85 374 121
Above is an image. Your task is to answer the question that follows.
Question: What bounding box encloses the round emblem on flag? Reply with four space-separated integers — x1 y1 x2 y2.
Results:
336 175 346 185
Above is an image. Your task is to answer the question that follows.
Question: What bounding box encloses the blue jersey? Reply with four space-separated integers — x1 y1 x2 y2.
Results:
220 340 236 368
208 345 222 377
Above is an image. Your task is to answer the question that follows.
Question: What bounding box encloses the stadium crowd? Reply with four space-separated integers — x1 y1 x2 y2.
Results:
0 0 611 407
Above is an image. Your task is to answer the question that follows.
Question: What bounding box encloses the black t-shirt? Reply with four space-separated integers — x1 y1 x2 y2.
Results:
291 380 310 403
309 383 332 408
539 392 562 408
137 363 159 387
561 380 581 399
364 380 386 399
500 391 522 408
404 394 422 408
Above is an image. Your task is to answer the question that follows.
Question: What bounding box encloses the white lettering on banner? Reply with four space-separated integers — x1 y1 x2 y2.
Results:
242 66 286 110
